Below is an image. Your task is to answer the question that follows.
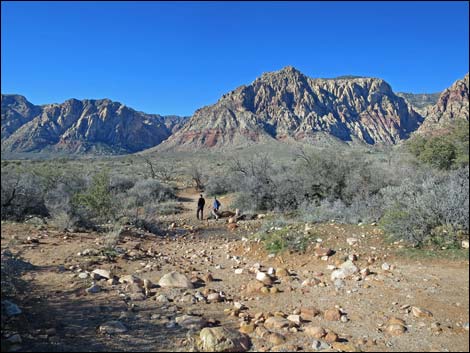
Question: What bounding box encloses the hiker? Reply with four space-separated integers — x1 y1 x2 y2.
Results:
197 194 205 220
212 196 221 220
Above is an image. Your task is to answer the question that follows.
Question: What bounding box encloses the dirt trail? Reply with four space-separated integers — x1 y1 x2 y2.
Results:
1 189 469 352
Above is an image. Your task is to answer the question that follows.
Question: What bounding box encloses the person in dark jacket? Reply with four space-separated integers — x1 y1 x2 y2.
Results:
197 194 205 220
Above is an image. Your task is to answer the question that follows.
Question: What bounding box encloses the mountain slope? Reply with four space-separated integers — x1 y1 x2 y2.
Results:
1 95 187 155
158 66 423 150
416 73 469 136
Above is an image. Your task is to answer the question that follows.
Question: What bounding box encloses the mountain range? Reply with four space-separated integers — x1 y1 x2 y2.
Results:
1 67 468 156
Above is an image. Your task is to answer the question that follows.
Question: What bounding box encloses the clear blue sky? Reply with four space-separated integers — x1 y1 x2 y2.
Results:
2 1 469 116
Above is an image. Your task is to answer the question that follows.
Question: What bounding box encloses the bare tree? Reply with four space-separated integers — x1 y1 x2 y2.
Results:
189 164 205 191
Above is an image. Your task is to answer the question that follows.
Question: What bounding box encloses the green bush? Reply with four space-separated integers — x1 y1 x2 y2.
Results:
73 170 115 222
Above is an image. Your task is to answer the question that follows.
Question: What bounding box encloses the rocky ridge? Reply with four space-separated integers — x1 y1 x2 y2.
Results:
159 66 424 150
1 95 187 155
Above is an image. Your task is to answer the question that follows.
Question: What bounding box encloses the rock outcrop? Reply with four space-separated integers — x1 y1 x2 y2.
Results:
416 73 469 135
159 66 423 150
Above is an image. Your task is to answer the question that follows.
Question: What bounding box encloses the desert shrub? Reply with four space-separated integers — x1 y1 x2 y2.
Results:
73 170 115 222
44 184 78 230
205 174 234 197
125 179 175 205
1 169 48 220
380 167 469 246
254 219 313 254
406 121 469 170
109 174 136 193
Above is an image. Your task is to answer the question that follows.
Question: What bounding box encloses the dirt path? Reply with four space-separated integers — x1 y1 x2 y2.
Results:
1 189 469 352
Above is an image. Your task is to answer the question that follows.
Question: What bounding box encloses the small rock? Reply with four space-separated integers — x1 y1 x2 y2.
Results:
256 271 273 286
305 326 326 338
6 334 22 344
312 339 330 351
2 300 22 317
324 309 342 321
92 269 111 280
381 263 391 271
207 293 221 303
411 306 433 318
86 284 101 294
99 320 128 334
264 317 290 330
287 314 301 325
324 331 339 343
78 272 89 279
175 315 208 330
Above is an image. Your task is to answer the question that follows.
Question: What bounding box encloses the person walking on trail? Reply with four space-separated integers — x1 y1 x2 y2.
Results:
212 196 221 220
197 194 205 220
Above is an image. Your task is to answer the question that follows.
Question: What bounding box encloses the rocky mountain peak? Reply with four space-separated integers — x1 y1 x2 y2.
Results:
158 67 423 150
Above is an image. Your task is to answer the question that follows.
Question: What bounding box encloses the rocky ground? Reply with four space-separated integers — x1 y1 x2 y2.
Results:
1 189 469 352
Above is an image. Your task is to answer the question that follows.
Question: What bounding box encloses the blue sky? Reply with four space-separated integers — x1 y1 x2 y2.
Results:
1 1 469 116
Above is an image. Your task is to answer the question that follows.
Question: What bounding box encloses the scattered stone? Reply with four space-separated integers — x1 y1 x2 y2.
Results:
86 283 101 294
207 293 221 303
239 322 256 334
305 326 326 339
276 268 289 278
92 269 111 280
270 287 279 294
287 314 301 325
156 294 170 303
119 275 143 285
462 240 469 249
203 273 214 283
314 248 334 257
158 271 194 289
331 342 360 352
385 317 407 336
175 315 208 330
346 238 359 246
331 260 359 280
312 339 331 351
235 268 244 274
411 306 433 318
324 308 342 321
2 300 22 317
78 272 89 279
245 280 265 294
267 332 286 345
381 263 391 271
6 334 22 344
264 317 290 330
300 307 321 321
324 331 339 343
256 272 273 286
99 320 128 334
199 327 251 352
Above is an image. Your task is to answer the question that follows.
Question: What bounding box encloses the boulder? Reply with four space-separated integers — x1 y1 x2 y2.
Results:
199 327 251 352
158 271 194 289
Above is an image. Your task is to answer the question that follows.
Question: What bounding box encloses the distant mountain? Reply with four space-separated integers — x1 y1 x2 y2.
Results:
416 73 469 136
396 92 440 115
158 66 423 150
1 95 188 155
